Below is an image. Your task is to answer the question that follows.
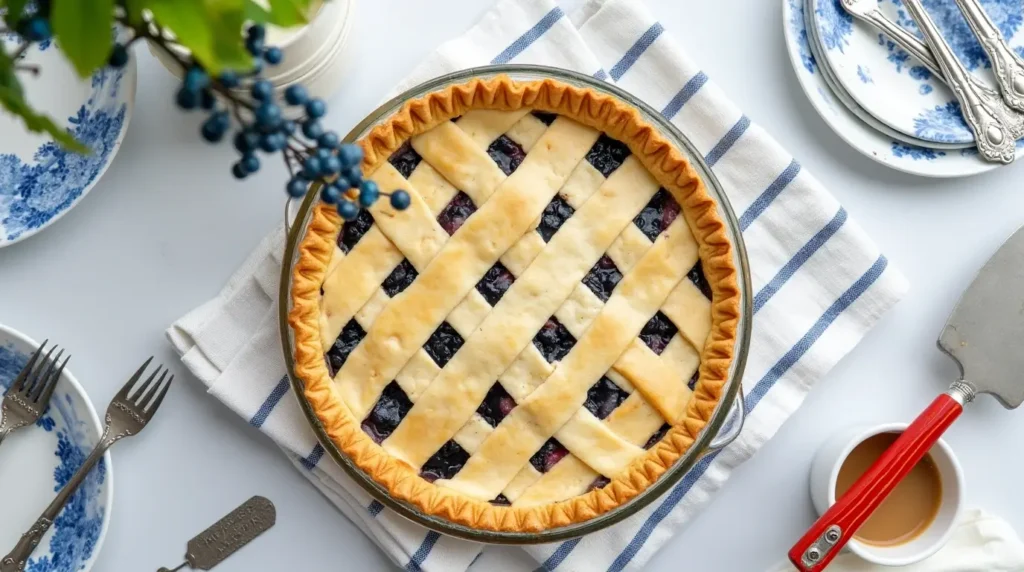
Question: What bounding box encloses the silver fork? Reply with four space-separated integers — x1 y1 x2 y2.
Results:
953 0 1024 112
0 342 68 448
1 357 173 572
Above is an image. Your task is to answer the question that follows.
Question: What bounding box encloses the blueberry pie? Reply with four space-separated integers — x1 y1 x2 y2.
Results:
290 76 740 532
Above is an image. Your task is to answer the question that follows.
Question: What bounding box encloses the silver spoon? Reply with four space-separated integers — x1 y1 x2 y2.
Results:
953 0 1024 112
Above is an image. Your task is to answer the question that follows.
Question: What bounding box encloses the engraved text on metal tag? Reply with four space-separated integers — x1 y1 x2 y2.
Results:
184 496 276 570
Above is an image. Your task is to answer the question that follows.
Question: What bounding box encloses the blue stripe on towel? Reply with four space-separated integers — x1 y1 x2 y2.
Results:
661 71 708 119
602 256 890 572
535 537 582 571
753 208 848 313
405 531 441 572
704 115 751 167
491 7 565 64
249 376 289 428
609 22 665 80
368 500 385 517
739 160 802 231
299 443 325 470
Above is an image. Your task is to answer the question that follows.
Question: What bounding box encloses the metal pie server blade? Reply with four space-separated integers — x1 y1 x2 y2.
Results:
789 226 1024 571
938 225 1024 409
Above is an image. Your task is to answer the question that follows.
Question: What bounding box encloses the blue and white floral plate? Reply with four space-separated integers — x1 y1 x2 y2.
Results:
785 0 1021 177
0 324 113 572
0 35 136 247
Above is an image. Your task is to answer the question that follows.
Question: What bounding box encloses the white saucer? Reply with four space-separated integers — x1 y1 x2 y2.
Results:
784 0 1022 177
809 0 1017 147
0 324 113 572
0 33 137 248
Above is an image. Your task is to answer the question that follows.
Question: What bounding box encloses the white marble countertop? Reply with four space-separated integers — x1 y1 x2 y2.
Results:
3 0 1024 570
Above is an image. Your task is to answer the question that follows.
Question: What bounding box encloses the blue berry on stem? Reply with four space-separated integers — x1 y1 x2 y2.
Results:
184 67 209 92
201 115 227 142
176 87 198 110
284 85 308 106
321 183 342 204
287 176 308 197
200 89 216 110
264 47 283 65
232 162 249 179
246 36 265 57
359 181 380 208
255 102 282 129
22 17 50 42
219 71 239 88
248 24 266 41
249 59 264 75
281 120 297 135
109 44 129 68
234 130 259 153
338 200 359 221
251 79 273 102
318 131 339 149
305 98 326 118
322 155 341 174
342 166 362 187
302 119 323 139
390 190 411 210
241 154 260 173
302 157 322 179
338 144 363 168
314 147 331 162
259 132 285 152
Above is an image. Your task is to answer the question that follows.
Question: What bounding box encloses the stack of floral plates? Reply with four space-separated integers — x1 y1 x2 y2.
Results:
783 0 1024 177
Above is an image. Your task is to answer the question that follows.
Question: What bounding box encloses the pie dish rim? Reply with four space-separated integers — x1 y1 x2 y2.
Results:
282 65 751 541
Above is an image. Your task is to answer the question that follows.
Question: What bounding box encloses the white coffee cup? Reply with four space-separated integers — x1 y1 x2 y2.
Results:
809 423 964 567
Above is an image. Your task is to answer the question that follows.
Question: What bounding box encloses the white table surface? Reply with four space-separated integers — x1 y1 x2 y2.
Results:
3 1 1024 570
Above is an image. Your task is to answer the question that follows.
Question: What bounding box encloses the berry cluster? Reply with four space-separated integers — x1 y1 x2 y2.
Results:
161 24 409 220
13 1 131 69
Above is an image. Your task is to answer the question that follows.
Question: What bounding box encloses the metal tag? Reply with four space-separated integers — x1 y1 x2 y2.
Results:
184 496 276 570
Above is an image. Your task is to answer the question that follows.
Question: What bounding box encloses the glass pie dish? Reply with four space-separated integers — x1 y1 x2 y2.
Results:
278 64 752 543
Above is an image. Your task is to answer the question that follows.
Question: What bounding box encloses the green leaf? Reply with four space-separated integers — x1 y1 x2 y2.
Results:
243 0 272 24
148 0 252 74
267 0 311 27
51 0 115 78
0 60 88 153
4 0 29 28
123 0 147 26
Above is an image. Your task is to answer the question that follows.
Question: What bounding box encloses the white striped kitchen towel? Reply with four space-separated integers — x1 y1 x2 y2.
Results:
166 0 909 570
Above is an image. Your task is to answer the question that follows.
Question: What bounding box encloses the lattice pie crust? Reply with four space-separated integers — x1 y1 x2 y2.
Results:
290 76 740 532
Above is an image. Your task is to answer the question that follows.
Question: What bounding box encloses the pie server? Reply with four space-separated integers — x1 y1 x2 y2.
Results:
788 226 1024 571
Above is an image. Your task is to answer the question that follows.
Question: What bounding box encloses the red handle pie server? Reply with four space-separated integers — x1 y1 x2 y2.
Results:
788 226 1024 571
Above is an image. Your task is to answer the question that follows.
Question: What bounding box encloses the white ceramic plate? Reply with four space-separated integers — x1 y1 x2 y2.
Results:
784 0 1022 177
0 34 137 248
811 0 1021 147
0 324 113 572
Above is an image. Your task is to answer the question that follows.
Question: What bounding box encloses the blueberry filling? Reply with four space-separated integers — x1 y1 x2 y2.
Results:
532 111 557 125
585 133 631 177
476 383 517 427
361 381 413 443
688 261 712 300
688 370 699 390
326 319 367 375
581 255 622 302
437 191 476 236
423 322 464 367
337 209 374 253
490 494 512 506
382 259 418 297
529 438 569 473
420 440 470 482
584 376 630 420
388 140 422 178
639 311 678 355
587 476 611 492
476 262 515 306
532 317 576 363
487 135 527 176
536 196 574 242
633 188 681 242
644 423 671 450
